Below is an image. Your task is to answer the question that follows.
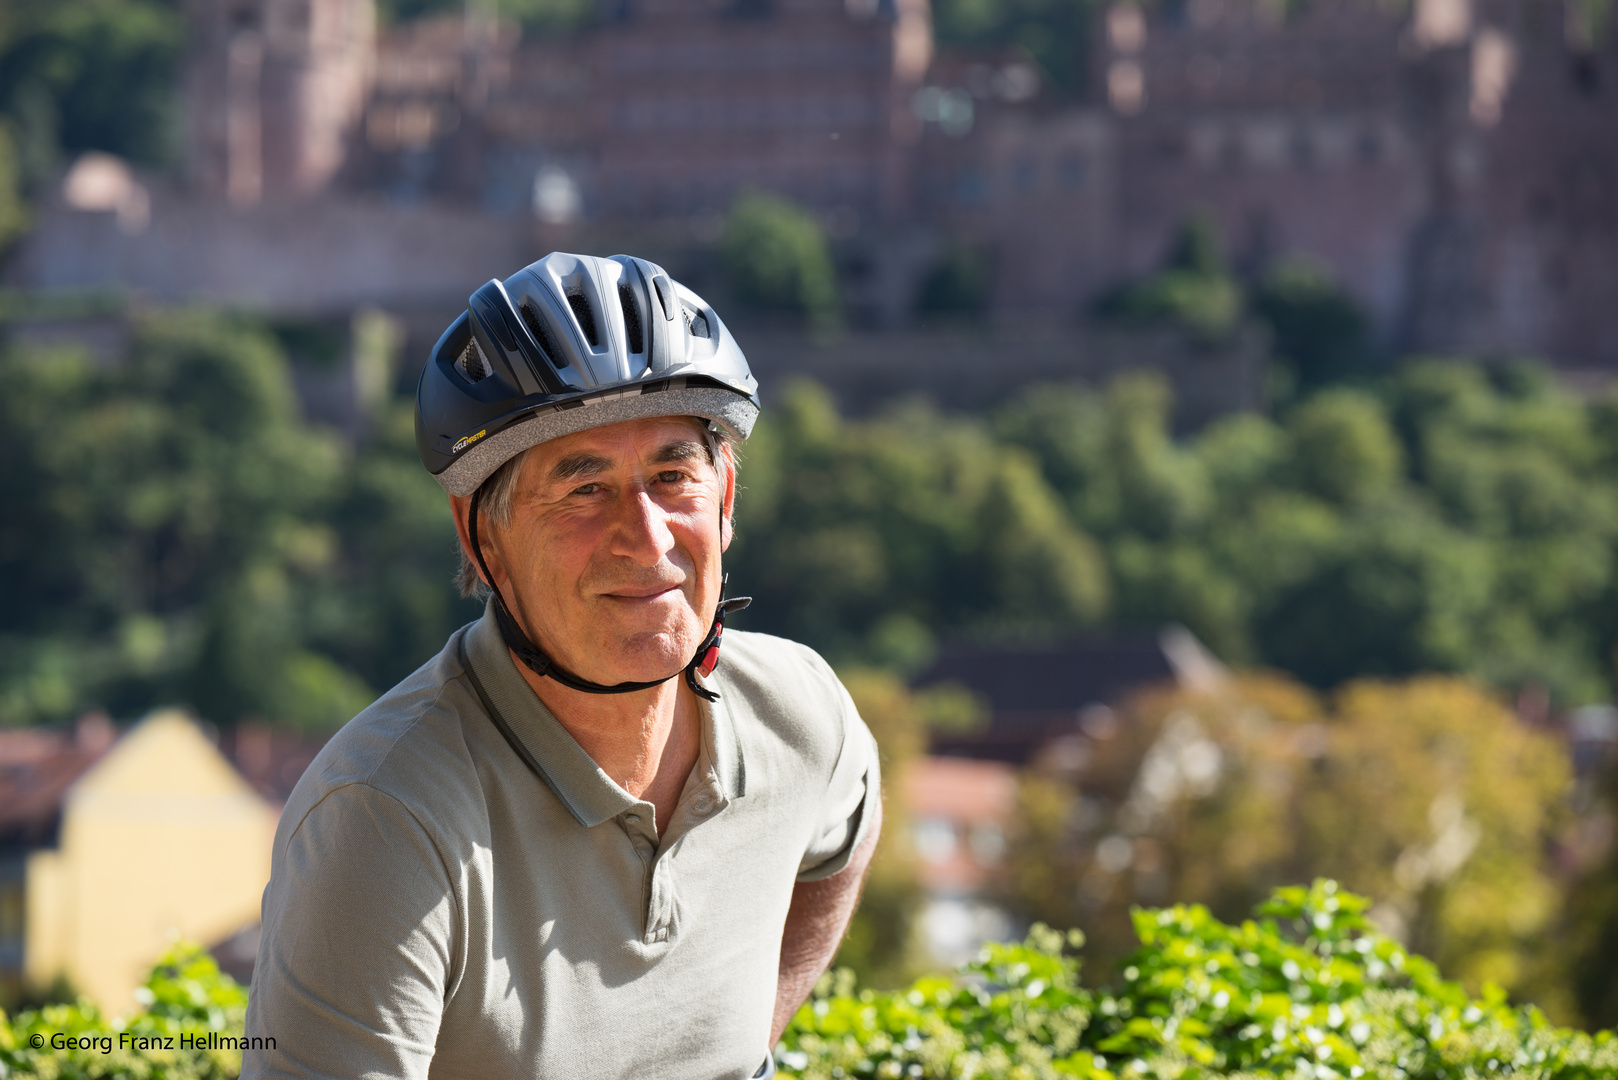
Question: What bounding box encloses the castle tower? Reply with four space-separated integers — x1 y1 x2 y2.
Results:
186 0 376 204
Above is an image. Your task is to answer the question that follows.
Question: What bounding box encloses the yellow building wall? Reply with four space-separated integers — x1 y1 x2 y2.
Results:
25 710 279 1014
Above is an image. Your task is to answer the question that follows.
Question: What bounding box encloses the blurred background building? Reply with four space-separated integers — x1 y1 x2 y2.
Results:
0 711 275 1013
8 0 1617 377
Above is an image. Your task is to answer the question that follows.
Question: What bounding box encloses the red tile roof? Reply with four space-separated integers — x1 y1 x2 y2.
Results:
0 716 118 852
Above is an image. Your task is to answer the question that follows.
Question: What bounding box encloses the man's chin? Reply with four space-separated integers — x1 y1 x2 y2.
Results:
568 632 697 687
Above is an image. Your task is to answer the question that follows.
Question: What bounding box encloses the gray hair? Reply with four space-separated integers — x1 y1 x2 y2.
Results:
456 420 735 599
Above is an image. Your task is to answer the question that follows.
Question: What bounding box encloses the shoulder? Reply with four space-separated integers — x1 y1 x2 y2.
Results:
715 630 858 755
280 630 486 846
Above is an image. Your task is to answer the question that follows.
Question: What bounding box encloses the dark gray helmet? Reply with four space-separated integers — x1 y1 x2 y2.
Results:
416 252 760 495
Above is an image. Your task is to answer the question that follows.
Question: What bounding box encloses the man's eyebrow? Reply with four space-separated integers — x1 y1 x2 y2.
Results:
549 454 613 484
547 441 709 485
649 440 710 466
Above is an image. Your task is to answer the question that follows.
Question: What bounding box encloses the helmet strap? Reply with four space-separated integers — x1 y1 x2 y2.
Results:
466 485 748 701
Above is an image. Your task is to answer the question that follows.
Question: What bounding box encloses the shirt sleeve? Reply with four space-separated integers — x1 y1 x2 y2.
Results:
242 783 457 1080
795 675 882 883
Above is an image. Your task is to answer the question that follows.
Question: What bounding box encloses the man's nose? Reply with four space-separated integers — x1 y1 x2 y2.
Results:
607 487 677 565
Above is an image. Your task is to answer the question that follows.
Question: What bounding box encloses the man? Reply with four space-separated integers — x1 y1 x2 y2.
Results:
244 253 881 1079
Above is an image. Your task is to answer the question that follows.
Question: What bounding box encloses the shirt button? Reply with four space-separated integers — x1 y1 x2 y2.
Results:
625 813 640 824
693 798 713 816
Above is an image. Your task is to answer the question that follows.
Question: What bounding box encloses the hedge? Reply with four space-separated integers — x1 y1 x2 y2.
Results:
778 880 1618 1079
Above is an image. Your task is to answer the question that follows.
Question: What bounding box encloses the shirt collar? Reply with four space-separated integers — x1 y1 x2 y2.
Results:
460 600 746 827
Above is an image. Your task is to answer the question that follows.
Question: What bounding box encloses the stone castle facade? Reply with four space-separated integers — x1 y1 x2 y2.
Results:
31 0 1618 369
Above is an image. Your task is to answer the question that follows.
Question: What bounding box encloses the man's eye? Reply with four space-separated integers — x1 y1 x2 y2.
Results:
656 470 686 484
572 482 600 496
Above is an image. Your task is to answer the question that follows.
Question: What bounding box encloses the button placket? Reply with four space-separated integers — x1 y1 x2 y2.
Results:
639 776 730 945
688 770 727 822
644 855 677 944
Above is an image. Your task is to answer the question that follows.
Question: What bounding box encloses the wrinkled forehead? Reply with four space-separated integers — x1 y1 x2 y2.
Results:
518 415 714 485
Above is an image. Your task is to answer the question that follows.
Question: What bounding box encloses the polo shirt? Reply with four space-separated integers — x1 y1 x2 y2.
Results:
241 603 880 1080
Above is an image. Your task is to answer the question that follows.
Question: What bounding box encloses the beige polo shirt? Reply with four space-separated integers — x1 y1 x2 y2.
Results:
242 604 879 1080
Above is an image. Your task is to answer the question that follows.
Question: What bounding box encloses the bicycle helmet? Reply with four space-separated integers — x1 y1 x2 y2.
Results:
416 251 760 497
415 251 759 701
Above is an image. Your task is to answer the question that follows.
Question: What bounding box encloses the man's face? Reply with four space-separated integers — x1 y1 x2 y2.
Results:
478 416 735 687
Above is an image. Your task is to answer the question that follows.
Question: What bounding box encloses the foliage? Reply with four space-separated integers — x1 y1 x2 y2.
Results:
720 193 840 331
0 0 184 182
0 122 28 251
780 880 1618 1079
0 308 475 729
733 359 1618 705
1005 673 1576 1016
377 0 599 34
1097 218 1374 396
930 0 1096 93
1562 751 1618 1030
916 242 991 316
729 379 1109 668
7 296 1618 729
997 364 1618 703
1254 261 1374 396
0 944 247 1080
1096 218 1244 345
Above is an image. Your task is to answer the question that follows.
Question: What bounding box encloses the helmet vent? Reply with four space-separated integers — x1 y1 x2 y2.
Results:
457 337 491 383
519 299 567 370
685 307 712 340
619 283 644 354
566 286 600 348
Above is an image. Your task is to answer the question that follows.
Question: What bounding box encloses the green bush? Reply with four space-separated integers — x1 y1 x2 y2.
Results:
720 193 839 330
0 944 248 1079
1095 217 1243 344
782 880 1618 1079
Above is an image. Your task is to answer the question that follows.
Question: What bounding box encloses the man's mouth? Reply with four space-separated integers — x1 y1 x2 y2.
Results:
602 584 682 601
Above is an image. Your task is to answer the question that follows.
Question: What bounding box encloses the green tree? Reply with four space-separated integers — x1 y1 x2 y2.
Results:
0 123 28 251
1094 216 1243 344
1254 496 1495 685
719 193 839 331
1286 388 1404 506
729 380 1108 667
0 0 185 180
310 394 480 701
1252 258 1374 396
0 308 479 730
996 364 1618 701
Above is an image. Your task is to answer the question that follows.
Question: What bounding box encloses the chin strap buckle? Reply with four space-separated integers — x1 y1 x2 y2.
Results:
685 577 751 701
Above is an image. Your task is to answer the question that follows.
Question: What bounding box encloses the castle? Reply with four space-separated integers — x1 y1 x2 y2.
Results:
15 0 1618 373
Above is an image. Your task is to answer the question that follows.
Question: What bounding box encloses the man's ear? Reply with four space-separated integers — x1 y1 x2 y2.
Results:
448 492 498 589
719 443 738 553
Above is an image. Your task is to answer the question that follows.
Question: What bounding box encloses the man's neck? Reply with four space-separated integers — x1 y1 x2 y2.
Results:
512 650 701 835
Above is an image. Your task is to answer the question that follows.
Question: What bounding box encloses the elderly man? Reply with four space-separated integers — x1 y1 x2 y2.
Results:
244 253 881 1080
